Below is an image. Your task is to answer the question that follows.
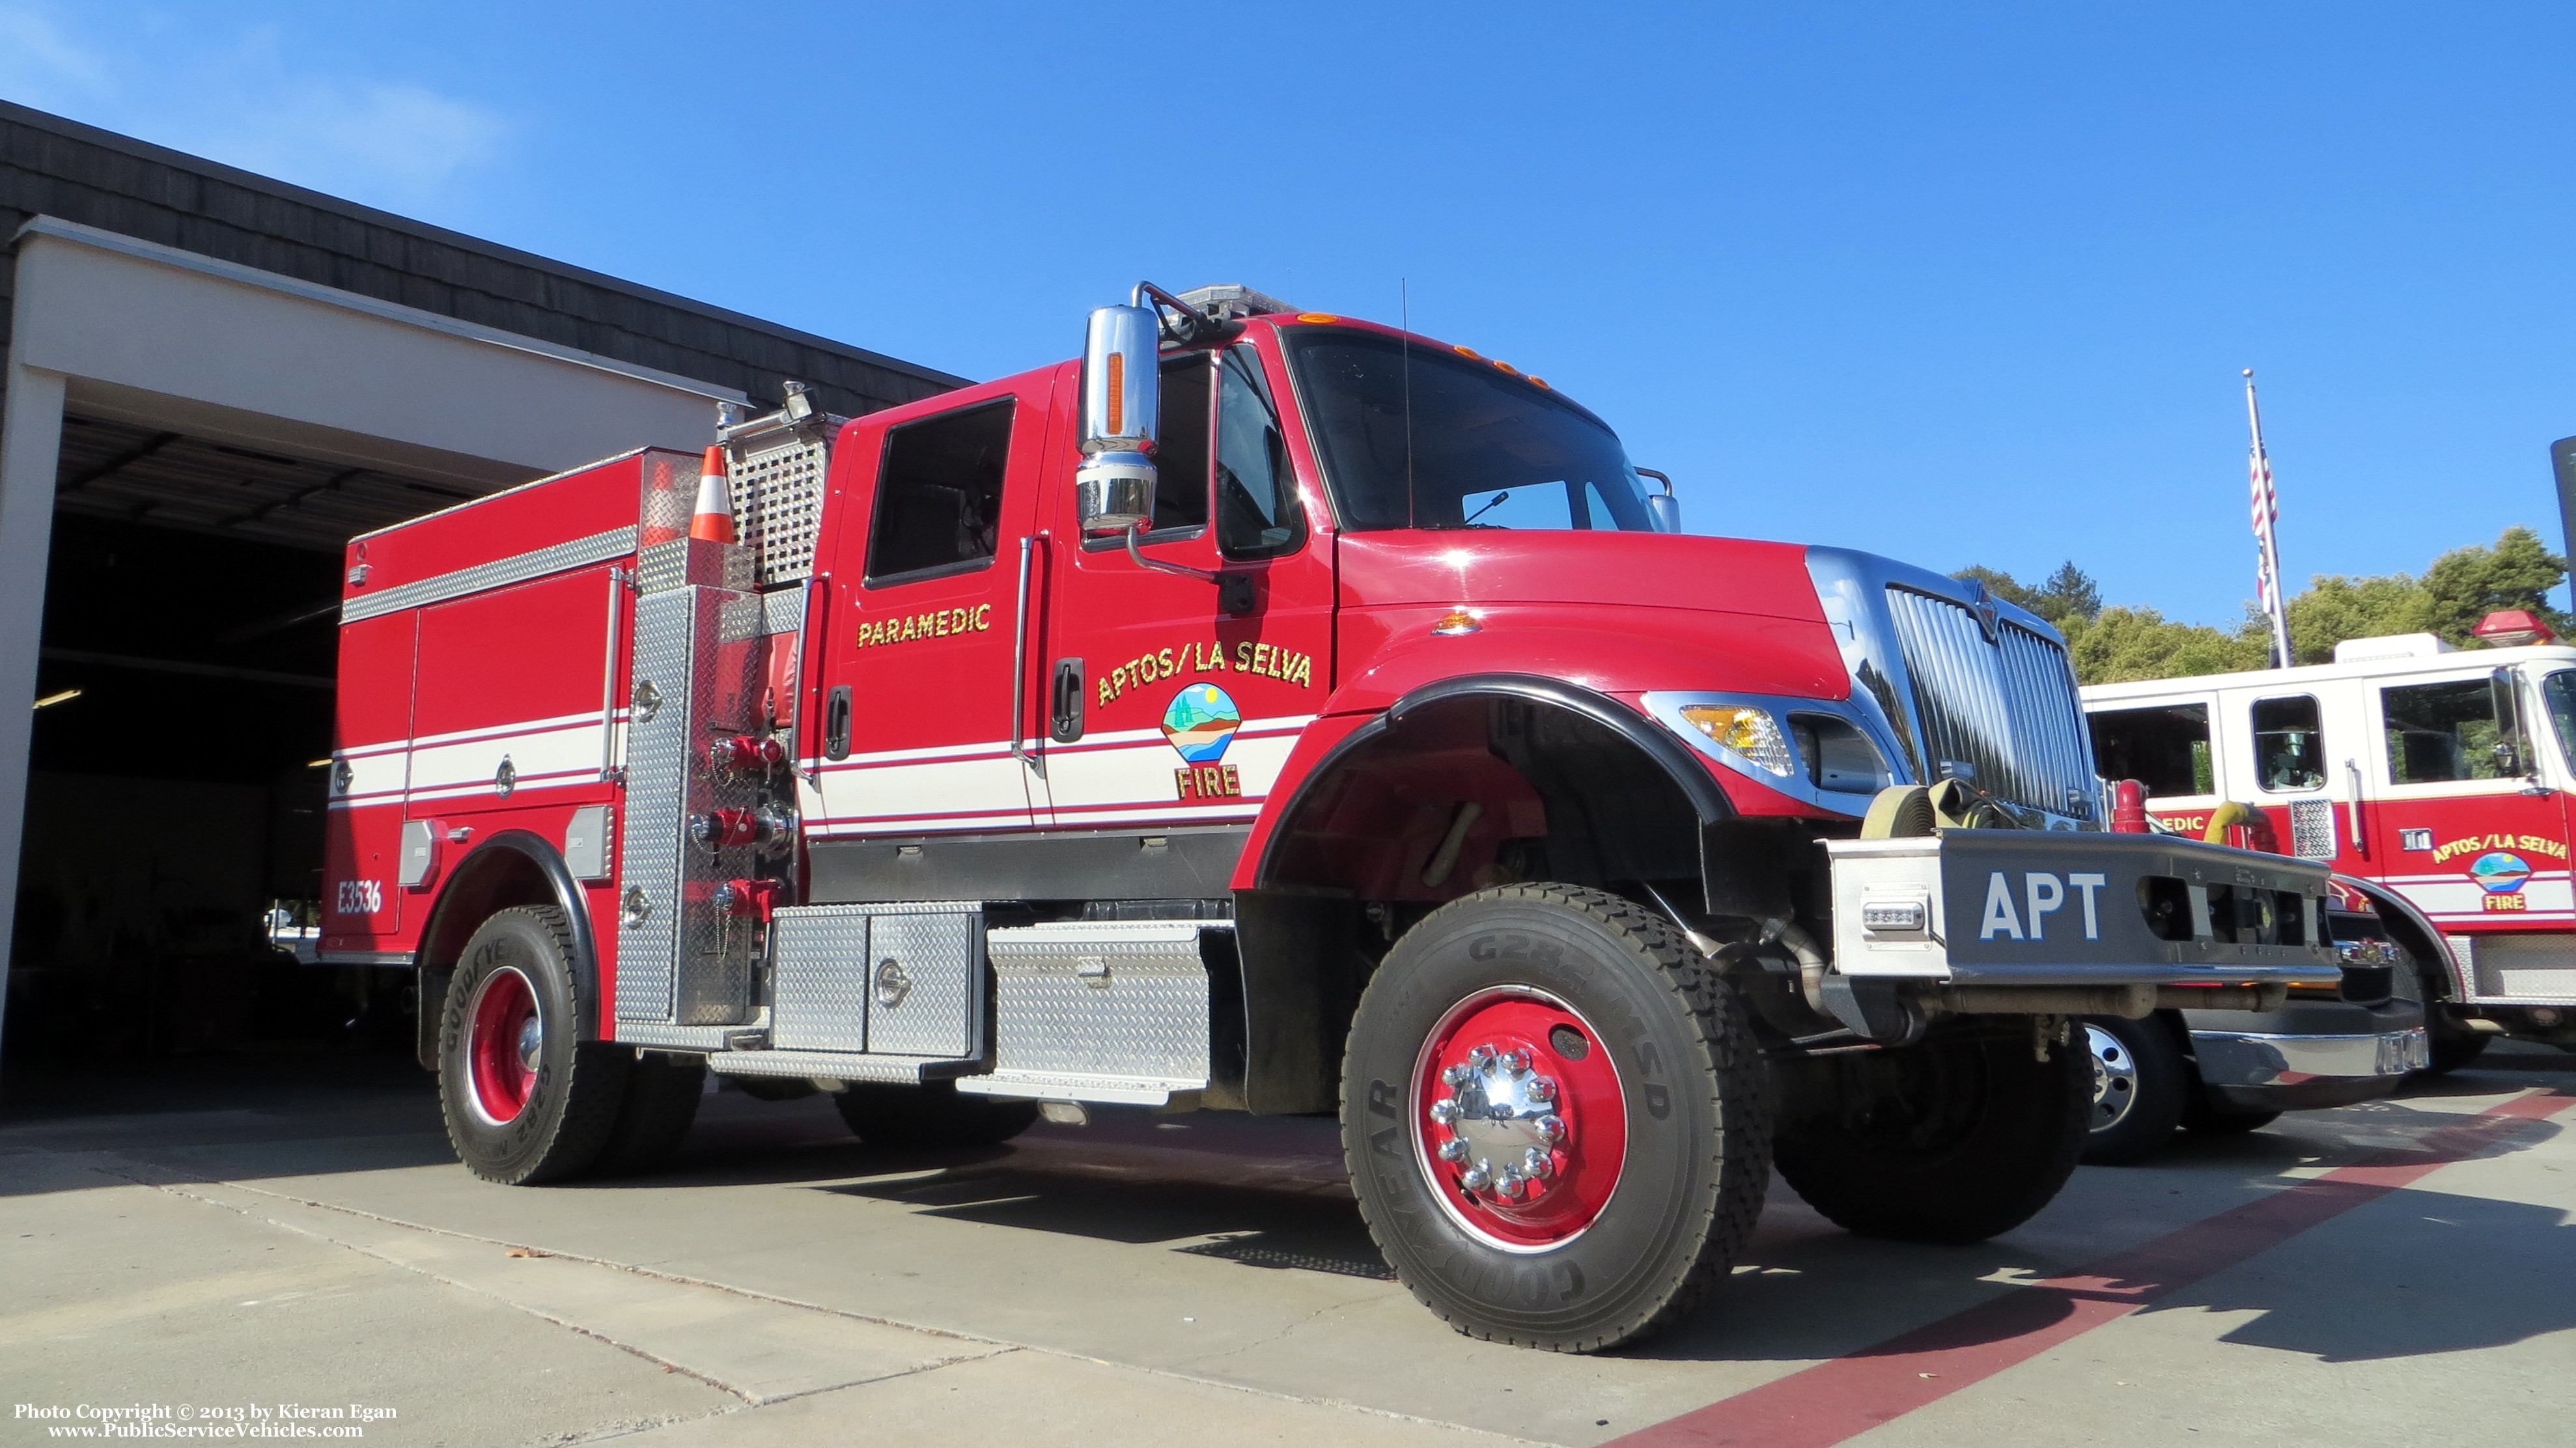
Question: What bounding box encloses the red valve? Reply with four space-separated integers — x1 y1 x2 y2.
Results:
712 878 781 921
689 808 765 848
707 734 786 775
2109 779 2149 834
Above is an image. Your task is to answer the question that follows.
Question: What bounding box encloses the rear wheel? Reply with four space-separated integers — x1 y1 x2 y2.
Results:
591 1053 707 1176
834 1081 1039 1149
1774 1017 2088 1243
2179 1096 2281 1135
1341 884 1771 1353
2079 1016 2190 1165
438 906 628 1184
2422 1007 2491 1075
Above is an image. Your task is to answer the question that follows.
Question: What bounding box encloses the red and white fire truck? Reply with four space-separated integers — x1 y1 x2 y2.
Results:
323 283 2337 1351
2086 615 2576 1072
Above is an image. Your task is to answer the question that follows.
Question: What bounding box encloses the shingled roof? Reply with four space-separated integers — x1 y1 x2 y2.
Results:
1 98 967 421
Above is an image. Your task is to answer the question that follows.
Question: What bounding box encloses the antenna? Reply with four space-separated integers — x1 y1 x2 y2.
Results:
1402 278 1414 529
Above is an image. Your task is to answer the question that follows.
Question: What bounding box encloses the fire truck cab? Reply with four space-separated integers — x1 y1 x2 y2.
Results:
324 283 2340 1352
2084 620 2576 1070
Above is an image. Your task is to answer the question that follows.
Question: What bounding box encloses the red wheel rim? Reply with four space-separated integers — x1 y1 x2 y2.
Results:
1412 987 1627 1251
467 967 541 1125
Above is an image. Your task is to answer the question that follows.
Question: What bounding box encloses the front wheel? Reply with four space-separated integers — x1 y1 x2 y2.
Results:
1774 1017 2088 1243
1341 885 1771 1354
2079 1015 2190 1165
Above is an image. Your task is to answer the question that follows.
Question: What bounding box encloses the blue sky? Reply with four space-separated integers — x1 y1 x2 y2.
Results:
6 2 2573 626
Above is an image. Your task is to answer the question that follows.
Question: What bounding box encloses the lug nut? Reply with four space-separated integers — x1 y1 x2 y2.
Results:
1535 1113 1565 1143
1461 1166 1491 1192
1438 1139 1469 1163
1523 1147 1551 1178
1500 1050 1529 1074
1468 1044 1496 1068
1443 1064 1473 1088
1428 1100 1459 1126
1496 1169 1526 1199
1526 1076 1556 1104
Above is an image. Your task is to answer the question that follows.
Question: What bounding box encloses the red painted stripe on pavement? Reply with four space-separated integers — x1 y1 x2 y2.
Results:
1610 1087 2575 1448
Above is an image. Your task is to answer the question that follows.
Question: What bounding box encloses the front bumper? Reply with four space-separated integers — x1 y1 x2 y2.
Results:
1827 829 2340 986
2188 1009 2429 1111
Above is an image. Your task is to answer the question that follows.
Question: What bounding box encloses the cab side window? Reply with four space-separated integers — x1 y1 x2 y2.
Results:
1151 355 1212 534
2250 695 2326 792
2382 679 2506 784
2088 703 2214 796
1214 345 1305 559
865 400 1013 583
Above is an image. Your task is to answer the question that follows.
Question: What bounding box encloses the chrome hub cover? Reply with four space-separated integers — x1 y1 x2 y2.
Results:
2086 1023 2137 1132
1428 1044 1567 1204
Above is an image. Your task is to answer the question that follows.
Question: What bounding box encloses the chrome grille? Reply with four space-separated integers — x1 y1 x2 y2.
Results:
1885 587 2094 817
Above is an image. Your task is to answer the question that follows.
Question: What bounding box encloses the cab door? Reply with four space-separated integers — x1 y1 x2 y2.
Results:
2223 682 2368 867
1033 341 1332 833
805 378 1049 842
2361 665 2575 929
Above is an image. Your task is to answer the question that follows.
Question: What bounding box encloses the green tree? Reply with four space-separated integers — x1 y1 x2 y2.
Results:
2420 525 2571 645
2282 572 2433 664
2065 606 2266 684
1952 561 2102 626
2037 561 2102 624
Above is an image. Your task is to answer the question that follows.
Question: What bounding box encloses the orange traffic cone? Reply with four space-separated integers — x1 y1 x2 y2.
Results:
690 445 736 544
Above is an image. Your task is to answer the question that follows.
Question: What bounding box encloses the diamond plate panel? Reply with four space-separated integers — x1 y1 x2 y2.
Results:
866 908 982 1059
770 905 874 1053
729 432 830 587
613 585 768 1026
985 921 1212 1088
637 536 755 596
342 526 636 623
2288 798 2336 860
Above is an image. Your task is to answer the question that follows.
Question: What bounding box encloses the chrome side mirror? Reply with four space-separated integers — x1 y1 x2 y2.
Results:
1638 467 1680 533
1077 303 1159 535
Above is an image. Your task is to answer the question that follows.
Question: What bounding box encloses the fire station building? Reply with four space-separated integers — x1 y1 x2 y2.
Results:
0 99 960 1068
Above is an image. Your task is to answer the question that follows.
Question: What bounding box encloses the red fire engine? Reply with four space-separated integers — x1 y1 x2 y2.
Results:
2087 613 2576 1072
324 283 2336 1351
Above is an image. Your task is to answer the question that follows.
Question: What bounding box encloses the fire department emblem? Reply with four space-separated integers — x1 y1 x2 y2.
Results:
1162 684 1241 763
2469 852 2532 894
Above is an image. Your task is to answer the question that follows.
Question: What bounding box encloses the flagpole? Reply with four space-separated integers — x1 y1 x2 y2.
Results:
2245 369 2293 669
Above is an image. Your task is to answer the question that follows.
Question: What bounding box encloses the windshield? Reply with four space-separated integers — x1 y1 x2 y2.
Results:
2543 670 2576 772
1280 327 1657 532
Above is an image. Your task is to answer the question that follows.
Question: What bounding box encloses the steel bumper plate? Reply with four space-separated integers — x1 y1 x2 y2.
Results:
2188 1026 2432 1088
1828 829 2340 985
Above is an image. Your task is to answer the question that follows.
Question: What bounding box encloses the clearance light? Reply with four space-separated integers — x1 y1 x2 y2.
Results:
1453 345 1482 359
1432 609 1482 636
1491 360 1520 375
31 688 80 710
2474 609 2556 647
1679 705 1795 776
1296 313 1340 324
308 757 333 768
1528 376 1550 389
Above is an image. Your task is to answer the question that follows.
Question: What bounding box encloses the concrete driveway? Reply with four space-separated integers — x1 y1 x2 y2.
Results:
4 1045 2569 1447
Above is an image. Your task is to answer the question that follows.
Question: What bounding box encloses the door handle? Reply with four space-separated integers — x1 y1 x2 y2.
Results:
2344 759 2366 855
823 686 852 761
1010 535 1038 764
1052 658 1085 742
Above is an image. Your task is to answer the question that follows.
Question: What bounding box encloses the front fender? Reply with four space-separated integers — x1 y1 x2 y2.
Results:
2333 872 2469 1001
1327 604 1847 716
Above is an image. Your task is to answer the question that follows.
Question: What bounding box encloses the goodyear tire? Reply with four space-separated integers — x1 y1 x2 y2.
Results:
438 906 628 1185
835 1081 1039 1149
2078 1014 2191 1165
1341 884 1771 1353
1774 1018 2087 1243
591 1053 707 1176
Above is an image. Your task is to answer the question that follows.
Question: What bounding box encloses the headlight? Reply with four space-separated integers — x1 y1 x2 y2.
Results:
1679 704 1795 776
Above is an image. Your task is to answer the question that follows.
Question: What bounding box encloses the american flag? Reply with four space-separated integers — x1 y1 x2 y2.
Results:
2245 370 2293 669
